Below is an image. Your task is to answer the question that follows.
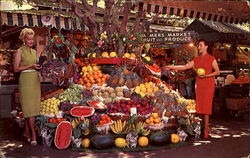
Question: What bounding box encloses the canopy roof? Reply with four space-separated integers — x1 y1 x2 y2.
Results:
138 0 250 24
0 10 88 31
184 19 250 43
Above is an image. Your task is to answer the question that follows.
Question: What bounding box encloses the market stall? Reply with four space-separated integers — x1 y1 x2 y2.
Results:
20 30 199 151
5 0 249 152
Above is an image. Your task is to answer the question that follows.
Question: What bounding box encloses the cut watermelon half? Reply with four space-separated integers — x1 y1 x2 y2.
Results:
70 106 95 117
87 101 107 109
54 121 72 149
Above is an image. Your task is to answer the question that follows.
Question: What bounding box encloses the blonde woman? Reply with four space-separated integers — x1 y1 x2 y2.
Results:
14 28 41 146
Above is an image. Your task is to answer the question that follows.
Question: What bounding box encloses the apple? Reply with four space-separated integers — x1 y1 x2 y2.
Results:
196 68 205 76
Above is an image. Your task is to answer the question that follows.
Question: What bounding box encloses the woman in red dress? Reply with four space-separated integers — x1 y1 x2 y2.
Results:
163 39 220 138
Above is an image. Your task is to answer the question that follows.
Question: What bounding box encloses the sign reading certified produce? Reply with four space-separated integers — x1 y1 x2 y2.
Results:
142 31 195 43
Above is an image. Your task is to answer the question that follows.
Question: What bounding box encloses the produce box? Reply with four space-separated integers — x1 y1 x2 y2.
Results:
226 97 250 110
41 89 64 101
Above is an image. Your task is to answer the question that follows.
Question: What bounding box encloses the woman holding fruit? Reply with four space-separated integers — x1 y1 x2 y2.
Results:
163 39 220 138
14 28 41 146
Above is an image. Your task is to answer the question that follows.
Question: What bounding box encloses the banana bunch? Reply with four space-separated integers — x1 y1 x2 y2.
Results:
133 122 150 136
110 120 131 134
71 118 81 129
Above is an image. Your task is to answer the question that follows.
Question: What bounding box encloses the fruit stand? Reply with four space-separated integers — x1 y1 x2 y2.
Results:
12 30 203 152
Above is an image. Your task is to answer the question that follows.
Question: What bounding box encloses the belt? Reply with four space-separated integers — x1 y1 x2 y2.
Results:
22 69 37 73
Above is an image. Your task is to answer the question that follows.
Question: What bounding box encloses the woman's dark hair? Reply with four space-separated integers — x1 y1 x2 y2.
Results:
198 39 209 46
198 39 213 54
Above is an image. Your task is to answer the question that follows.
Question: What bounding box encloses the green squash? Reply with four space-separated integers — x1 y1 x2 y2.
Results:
149 131 171 146
90 135 114 149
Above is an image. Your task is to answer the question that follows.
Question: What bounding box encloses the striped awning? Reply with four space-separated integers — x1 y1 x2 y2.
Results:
0 10 89 31
138 0 250 24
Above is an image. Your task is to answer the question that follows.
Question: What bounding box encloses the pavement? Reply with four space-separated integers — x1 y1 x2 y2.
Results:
0 112 249 158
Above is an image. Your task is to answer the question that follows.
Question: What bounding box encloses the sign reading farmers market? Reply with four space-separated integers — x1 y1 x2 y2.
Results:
142 31 194 43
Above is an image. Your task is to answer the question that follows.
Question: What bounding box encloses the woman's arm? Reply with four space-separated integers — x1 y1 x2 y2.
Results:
13 50 38 72
204 59 220 77
162 61 194 71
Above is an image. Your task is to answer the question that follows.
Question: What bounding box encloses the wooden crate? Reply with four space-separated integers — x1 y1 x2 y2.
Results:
226 97 250 110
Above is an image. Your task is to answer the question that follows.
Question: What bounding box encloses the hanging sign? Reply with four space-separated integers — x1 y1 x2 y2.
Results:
142 31 195 43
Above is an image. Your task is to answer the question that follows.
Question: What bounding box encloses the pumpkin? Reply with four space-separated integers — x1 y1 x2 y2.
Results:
115 137 127 148
82 138 90 148
171 134 180 144
138 136 149 147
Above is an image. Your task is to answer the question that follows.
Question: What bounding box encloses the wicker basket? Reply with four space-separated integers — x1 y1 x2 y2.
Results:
226 97 250 110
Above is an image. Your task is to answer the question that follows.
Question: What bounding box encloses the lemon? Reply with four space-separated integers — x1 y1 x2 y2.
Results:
93 65 99 71
82 66 88 72
138 136 149 147
82 138 90 148
135 89 140 94
152 113 158 119
140 87 147 93
130 53 136 59
146 88 153 93
140 92 146 98
145 83 151 89
144 56 151 62
115 138 127 148
139 84 145 88
153 86 159 92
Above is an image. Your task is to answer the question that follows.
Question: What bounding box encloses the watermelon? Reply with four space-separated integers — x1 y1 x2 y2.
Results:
87 101 107 110
149 131 171 146
90 135 114 149
54 121 72 149
70 106 95 117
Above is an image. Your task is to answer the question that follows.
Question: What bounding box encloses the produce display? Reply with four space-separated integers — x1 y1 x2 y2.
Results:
30 33 200 152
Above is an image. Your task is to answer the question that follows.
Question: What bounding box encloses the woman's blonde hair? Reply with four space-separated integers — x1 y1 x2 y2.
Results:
19 28 35 41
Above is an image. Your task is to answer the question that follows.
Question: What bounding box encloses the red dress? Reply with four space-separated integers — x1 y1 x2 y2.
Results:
193 53 215 115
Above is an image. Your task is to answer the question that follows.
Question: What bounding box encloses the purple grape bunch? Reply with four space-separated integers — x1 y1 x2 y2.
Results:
40 60 69 85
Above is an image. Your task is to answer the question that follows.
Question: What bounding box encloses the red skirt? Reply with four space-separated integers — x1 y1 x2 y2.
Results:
195 77 215 115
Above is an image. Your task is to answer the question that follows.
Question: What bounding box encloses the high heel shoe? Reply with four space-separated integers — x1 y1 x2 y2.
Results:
27 138 31 143
204 127 210 139
23 135 31 143
30 140 37 146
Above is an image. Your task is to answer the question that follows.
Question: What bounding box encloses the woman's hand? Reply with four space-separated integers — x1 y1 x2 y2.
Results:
31 64 41 70
162 65 175 71
198 74 206 78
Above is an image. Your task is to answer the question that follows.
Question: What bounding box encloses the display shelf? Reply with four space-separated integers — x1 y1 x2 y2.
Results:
89 58 137 65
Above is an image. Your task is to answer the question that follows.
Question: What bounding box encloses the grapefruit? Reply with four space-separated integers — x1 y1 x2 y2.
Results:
196 68 205 76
